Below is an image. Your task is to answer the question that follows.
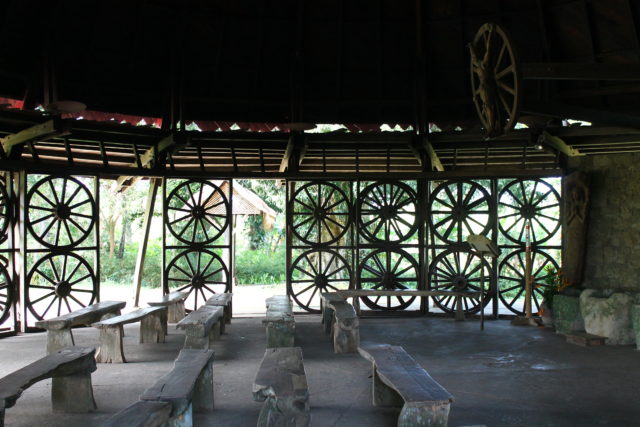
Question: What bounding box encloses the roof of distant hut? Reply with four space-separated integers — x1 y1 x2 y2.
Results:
202 180 277 229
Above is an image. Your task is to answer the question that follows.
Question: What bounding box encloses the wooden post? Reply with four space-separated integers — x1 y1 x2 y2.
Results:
133 178 160 307
524 221 533 318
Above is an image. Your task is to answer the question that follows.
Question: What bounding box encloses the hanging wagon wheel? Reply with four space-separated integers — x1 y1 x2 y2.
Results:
166 180 230 245
290 182 351 246
498 178 561 245
166 249 229 311
357 182 418 243
498 249 559 315
26 253 96 320
26 176 96 249
0 180 10 240
469 22 521 138
430 180 492 244
0 257 12 324
288 249 351 313
428 249 491 314
357 249 419 310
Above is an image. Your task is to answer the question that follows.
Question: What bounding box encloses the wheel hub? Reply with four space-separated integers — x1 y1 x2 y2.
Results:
55 281 71 297
380 272 396 290
55 204 71 220
520 204 536 219
191 205 206 219
451 275 468 290
314 274 329 289
379 205 397 221
451 206 467 221
191 275 205 289
313 207 326 221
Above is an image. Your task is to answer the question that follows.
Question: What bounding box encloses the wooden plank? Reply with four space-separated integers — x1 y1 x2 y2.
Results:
141 349 215 409
205 293 233 306
1 119 70 157
148 291 187 306
102 400 172 427
176 306 223 337
0 347 96 409
358 344 453 404
92 306 165 328
253 347 308 401
35 301 126 330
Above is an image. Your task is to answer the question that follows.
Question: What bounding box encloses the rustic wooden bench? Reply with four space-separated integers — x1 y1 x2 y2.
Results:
35 301 127 354
139 348 215 426
102 400 172 427
358 344 454 427
0 346 97 426
205 292 233 327
320 292 346 335
329 300 360 353
176 305 224 350
263 296 295 348
253 347 310 427
148 291 187 334
92 306 167 363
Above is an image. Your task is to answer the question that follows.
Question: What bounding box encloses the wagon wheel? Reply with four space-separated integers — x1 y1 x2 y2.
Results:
0 180 10 240
428 249 491 314
166 249 229 311
291 182 351 245
469 22 521 138
27 176 96 249
357 182 418 243
498 179 561 244
0 258 12 324
498 249 559 315
357 249 419 310
289 249 351 313
430 180 492 244
26 253 96 320
166 180 229 245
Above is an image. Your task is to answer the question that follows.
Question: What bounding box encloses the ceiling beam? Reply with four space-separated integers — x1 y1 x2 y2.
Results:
542 131 584 157
1 118 70 158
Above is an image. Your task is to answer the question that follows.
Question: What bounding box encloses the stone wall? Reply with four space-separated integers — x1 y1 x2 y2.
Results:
568 153 640 291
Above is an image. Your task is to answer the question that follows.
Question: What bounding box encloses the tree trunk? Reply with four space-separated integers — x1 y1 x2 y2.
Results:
117 217 129 259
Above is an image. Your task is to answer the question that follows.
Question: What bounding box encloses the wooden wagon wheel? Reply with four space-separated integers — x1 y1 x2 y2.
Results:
498 249 559 315
357 181 418 243
290 182 351 246
0 180 10 241
26 176 96 249
26 253 96 320
288 249 351 313
357 249 419 311
498 178 561 245
0 257 12 324
165 180 229 245
428 249 491 314
469 22 521 138
165 249 229 311
429 180 492 244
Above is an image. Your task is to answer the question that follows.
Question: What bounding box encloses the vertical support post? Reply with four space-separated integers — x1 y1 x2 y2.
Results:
524 220 533 318
228 179 234 294
18 171 27 332
8 172 19 333
133 178 160 306
161 178 168 294
94 176 100 303
285 181 293 300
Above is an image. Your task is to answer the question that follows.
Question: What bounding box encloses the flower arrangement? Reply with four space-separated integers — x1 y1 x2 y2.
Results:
538 265 571 312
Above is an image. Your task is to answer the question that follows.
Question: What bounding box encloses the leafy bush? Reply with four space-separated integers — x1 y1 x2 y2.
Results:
100 239 163 288
235 247 286 285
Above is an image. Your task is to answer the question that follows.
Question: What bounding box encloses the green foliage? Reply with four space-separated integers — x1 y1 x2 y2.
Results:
235 247 286 285
539 265 570 310
100 239 163 288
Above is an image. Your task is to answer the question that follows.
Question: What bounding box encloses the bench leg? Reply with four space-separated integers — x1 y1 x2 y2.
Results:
193 358 215 411
372 368 404 407
322 307 334 335
96 326 126 363
266 322 295 348
398 402 451 427
219 316 226 335
140 311 166 344
208 322 221 347
455 296 465 321
100 310 124 337
224 302 232 324
332 317 360 354
257 396 311 427
184 334 208 350
0 408 4 427
51 372 97 413
159 308 168 336
168 301 186 323
46 329 75 355
165 402 193 427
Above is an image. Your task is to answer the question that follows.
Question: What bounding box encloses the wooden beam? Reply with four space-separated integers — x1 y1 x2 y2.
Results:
279 132 306 173
115 134 180 192
542 131 584 157
133 178 160 307
1 119 70 157
410 135 444 172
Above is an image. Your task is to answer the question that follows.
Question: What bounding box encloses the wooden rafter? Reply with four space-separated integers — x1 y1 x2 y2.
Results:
1 119 70 157
542 131 584 157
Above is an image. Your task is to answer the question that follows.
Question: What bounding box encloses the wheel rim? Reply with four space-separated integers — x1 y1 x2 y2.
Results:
289 249 351 313
430 180 492 244
498 179 561 244
0 259 12 324
26 253 96 320
498 249 559 315
428 249 491 314
166 180 230 245
166 249 229 311
358 249 419 310
290 182 351 246
27 176 96 249
358 182 418 243
0 180 10 240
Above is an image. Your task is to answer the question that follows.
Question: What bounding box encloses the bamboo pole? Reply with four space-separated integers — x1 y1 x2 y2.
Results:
133 178 160 307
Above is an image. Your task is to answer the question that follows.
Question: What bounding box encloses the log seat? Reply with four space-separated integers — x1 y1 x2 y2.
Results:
263 296 295 348
148 291 188 333
205 293 233 328
176 305 224 350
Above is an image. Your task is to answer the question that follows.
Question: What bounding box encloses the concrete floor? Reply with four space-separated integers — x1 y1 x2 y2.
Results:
0 316 639 427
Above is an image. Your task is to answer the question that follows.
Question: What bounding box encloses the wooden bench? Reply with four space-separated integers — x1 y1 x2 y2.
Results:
35 301 127 354
176 305 224 350
148 291 187 334
330 300 360 353
358 344 454 427
263 295 295 348
205 293 233 328
0 347 97 426
102 401 172 427
253 347 310 427
92 306 167 363
139 349 215 426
